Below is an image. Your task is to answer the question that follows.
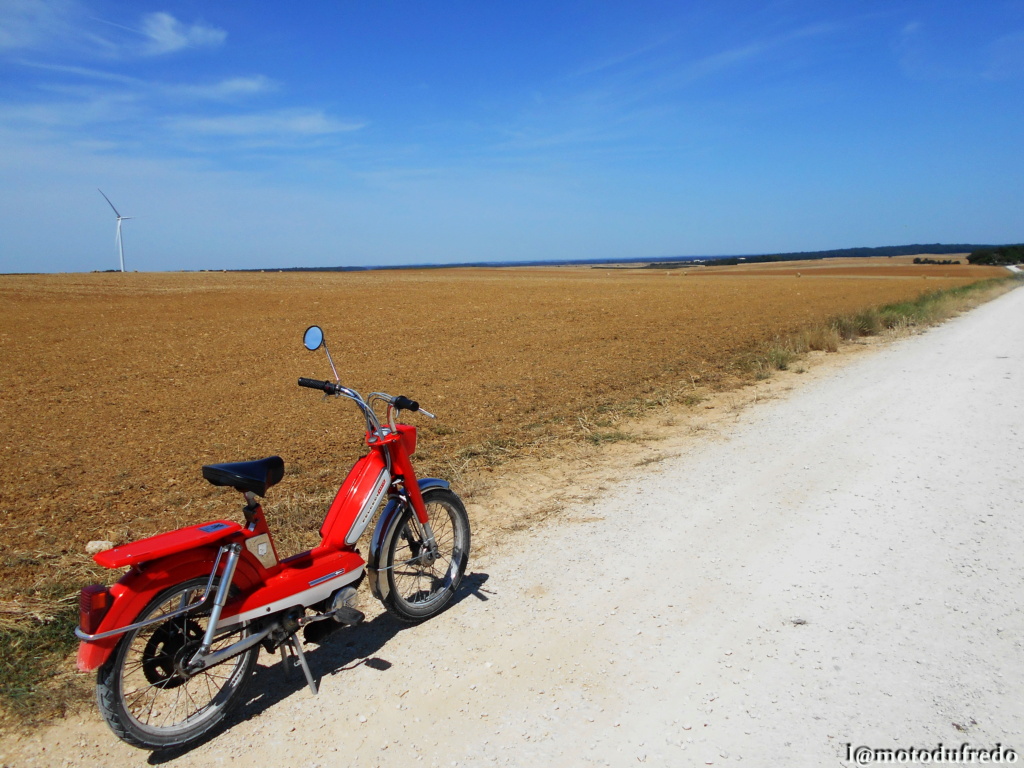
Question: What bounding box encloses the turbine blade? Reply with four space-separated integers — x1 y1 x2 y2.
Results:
98 188 121 218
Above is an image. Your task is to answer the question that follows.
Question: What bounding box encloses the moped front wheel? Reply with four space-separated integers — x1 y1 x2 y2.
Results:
96 577 258 750
382 488 471 623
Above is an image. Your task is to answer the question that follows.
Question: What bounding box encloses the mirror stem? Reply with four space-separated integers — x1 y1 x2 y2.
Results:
323 342 341 383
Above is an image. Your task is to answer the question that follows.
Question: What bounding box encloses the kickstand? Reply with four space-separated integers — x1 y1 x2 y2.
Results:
286 635 319 695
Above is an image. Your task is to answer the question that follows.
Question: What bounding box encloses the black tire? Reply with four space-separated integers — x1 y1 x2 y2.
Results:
96 577 258 750
382 488 470 623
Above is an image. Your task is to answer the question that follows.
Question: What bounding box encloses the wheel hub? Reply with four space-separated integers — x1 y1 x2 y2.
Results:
420 548 438 567
140 618 205 688
404 531 436 566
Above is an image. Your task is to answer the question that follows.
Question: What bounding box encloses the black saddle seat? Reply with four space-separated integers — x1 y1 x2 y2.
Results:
201 456 285 497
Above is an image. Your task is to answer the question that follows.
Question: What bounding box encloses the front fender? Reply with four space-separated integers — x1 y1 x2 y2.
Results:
76 546 262 672
367 478 450 601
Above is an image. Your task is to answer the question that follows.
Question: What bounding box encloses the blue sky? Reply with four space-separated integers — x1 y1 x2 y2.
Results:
1 1 1022 273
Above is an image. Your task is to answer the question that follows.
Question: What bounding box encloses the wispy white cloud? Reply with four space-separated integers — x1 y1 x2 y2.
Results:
169 109 366 137
495 21 840 158
0 92 140 130
1 5 351 165
17 60 276 101
15 58 143 84
139 12 226 56
1 67 345 160
893 20 1024 82
0 0 119 57
984 30 1024 80
171 76 276 100
1 6 313 162
0 2 226 58
0 93 363 161
0 0 74 51
648 22 839 95
569 32 680 79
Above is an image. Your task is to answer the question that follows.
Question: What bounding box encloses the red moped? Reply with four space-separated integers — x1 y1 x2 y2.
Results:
75 325 471 750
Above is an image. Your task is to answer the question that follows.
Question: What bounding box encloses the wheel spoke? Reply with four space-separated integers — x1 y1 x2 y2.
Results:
124 680 160 722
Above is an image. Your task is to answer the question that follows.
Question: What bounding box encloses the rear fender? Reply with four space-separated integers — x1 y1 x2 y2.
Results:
76 546 261 672
367 478 449 601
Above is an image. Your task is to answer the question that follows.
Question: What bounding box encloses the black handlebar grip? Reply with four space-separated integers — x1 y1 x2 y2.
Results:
298 377 333 392
393 395 419 412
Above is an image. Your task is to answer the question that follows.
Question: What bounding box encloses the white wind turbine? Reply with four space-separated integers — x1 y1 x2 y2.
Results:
98 189 132 272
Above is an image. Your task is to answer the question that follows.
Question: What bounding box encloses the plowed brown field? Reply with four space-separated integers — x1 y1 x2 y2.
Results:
0 259 1006 596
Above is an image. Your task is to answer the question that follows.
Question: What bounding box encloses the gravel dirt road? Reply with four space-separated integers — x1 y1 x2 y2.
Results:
3 286 1022 768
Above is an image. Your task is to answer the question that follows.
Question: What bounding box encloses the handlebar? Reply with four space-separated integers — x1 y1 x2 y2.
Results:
297 377 341 395
297 379 434 429
383 394 433 419
392 395 419 412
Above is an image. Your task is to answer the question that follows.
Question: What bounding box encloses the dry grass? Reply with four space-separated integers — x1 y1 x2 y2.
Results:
748 276 1021 376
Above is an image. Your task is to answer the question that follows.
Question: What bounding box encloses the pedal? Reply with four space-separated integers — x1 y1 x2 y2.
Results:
328 586 362 626
333 606 364 627
302 606 365 645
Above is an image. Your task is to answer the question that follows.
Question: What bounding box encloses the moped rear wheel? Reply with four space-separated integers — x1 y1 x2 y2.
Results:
96 577 258 750
382 488 470 623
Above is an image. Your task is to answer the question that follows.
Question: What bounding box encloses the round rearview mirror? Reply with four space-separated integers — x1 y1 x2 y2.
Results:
303 325 324 351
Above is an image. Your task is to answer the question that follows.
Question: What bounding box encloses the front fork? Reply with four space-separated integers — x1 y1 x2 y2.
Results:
390 447 439 559
411 517 440 564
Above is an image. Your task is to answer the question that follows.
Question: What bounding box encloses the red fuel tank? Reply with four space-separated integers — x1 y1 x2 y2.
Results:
320 451 390 549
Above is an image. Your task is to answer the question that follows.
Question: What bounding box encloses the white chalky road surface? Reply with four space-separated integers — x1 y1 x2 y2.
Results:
4 287 1023 768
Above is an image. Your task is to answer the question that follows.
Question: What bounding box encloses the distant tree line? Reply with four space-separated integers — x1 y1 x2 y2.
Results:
967 245 1024 265
704 244 988 267
247 242 1010 273
913 257 960 265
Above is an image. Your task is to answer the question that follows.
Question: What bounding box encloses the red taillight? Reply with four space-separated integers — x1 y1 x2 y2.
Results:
79 585 112 636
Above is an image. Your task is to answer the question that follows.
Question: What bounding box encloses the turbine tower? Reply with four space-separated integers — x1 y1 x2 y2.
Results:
98 189 132 272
